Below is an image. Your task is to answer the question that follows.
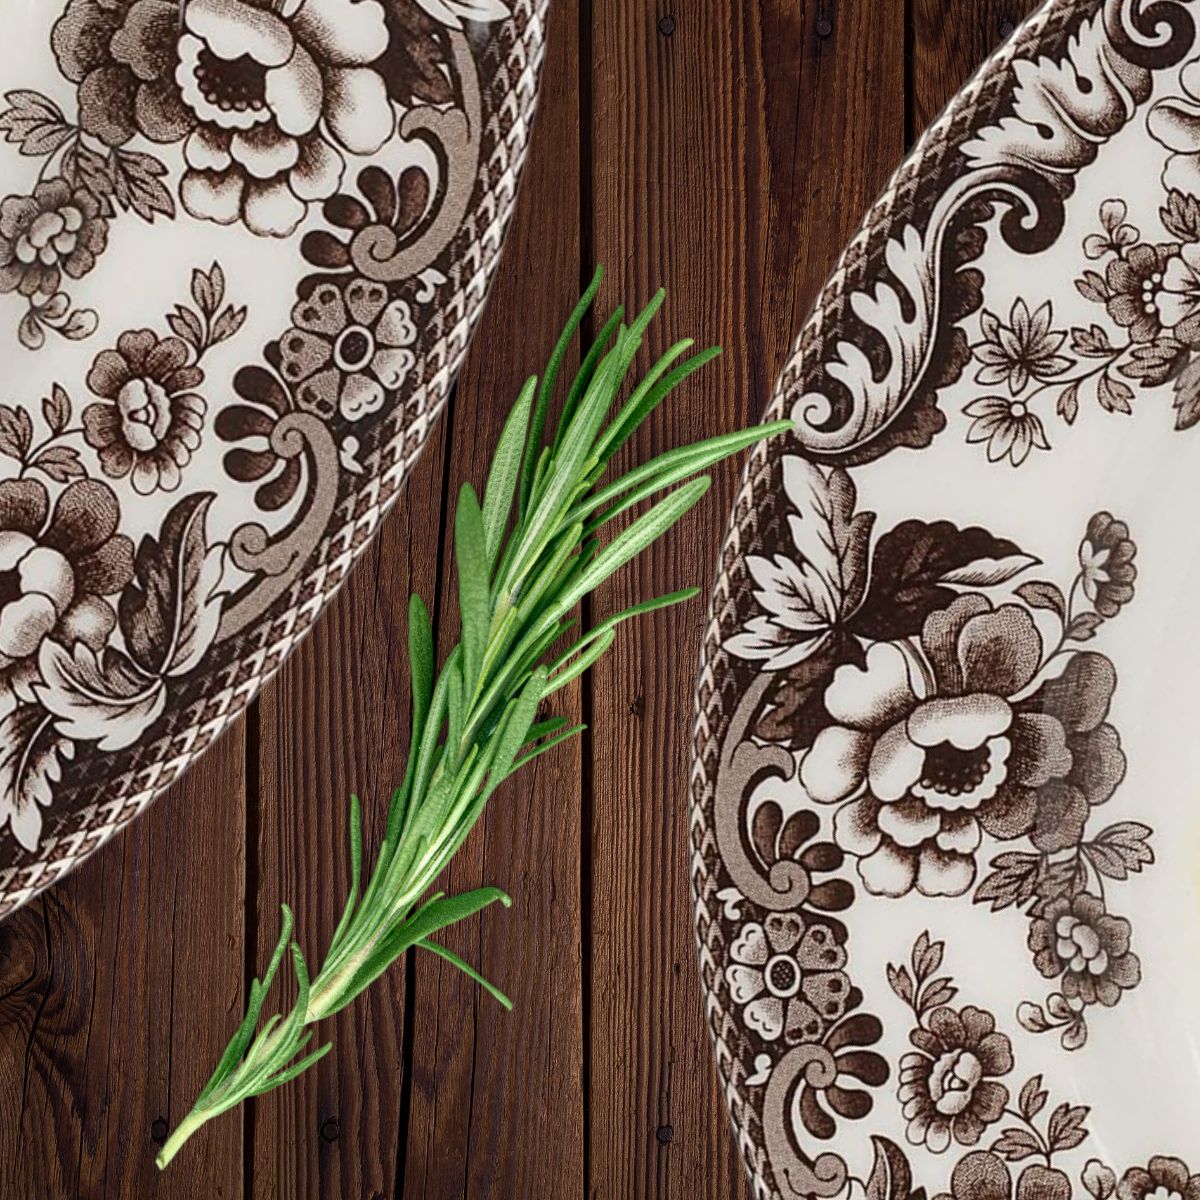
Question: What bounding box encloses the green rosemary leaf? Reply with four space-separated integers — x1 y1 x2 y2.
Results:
509 723 587 774
483 376 535 567
596 346 723 464
520 265 604 518
455 483 489 695
417 938 513 1010
551 310 624 463
553 477 712 617
325 797 363 956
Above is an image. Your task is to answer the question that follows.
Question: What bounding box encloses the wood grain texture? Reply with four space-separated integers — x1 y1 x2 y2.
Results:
398 3 585 1199
0 738 246 1200
586 2 904 1197
0 4 998 1197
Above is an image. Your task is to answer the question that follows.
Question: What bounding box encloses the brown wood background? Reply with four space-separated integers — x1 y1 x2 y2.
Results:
0 2 1035 1196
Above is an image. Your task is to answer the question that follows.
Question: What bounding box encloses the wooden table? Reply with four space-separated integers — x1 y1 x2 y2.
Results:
0 2 1034 1196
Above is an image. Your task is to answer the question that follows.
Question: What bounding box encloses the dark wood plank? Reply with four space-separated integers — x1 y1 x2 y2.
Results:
248 424 449 1200
0 738 246 1200
586 2 905 1197
912 0 1038 131
399 2 585 1196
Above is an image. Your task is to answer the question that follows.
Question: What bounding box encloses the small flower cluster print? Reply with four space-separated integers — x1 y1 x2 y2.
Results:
0 0 511 349
961 192 1200 464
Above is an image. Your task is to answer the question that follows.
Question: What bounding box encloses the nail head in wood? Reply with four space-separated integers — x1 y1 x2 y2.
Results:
815 17 833 38
150 1118 168 1146
658 15 675 37
998 17 1016 37
320 1117 340 1144
656 1124 674 1145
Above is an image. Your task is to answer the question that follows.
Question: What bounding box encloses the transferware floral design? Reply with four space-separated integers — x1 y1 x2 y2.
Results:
0 0 533 906
725 913 851 1045
177 0 394 237
694 2 1200 1194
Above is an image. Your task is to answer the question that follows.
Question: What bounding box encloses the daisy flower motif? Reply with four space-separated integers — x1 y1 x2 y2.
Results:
963 397 1050 466
973 301 1071 395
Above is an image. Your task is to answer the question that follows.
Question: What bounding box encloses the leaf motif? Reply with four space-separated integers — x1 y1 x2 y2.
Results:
191 264 222 315
886 963 915 1008
1017 1001 1050 1033
1058 379 1081 425
1120 338 1186 386
1162 189 1200 241
42 384 70 434
0 90 73 156
35 642 165 752
1047 1101 1089 1151
0 704 66 852
1173 356 1200 430
975 852 1041 911
991 1127 1044 1161
0 404 33 461
59 308 98 339
1076 271 1111 304
118 493 224 677
210 305 247 346
782 458 875 618
1066 611 1104 642
1016 580 1067 621
1019 1074 1048 1121
1070 324 1115 357
17 308 44 351
865 1136 914 1200
938 552 1039 587
1035 855 1089 909
1097 373 1134 415
30 445 86 483
1085 822 1154 880
111 148 175 221
851 519 1031 641
167 305 206 352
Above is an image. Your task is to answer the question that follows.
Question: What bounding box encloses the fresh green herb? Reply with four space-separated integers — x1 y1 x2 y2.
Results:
155 267 790 1169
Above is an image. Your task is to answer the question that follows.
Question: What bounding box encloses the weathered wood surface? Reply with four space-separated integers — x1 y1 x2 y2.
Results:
0 4 1030 1196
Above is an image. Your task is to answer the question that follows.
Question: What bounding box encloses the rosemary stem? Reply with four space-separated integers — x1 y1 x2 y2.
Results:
155 1108 213 1170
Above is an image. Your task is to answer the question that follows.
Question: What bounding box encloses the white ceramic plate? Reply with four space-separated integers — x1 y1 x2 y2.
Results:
0 0 547 914
694 0 1200 1193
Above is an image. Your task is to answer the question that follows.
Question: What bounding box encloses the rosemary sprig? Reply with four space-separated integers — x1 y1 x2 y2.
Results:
155 267 790 1169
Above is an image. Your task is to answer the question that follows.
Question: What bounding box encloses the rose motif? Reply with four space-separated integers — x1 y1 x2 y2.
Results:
936 1151 1071 1200
1119 1158 1200 1200
0 181 109 299
800 595 1125 897
0 478 133 704
51 0 193 147
725 913 851 1045
898 1005 1012 1153
1149 60 1200 198
176 0 394 237
82 329 207 494
1029 892 1141 1007
278 276 417 421
1079 512 1137 619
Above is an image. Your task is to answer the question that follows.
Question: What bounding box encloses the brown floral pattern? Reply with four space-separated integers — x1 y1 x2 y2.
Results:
0 0 534 905
693 2 1198 1195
